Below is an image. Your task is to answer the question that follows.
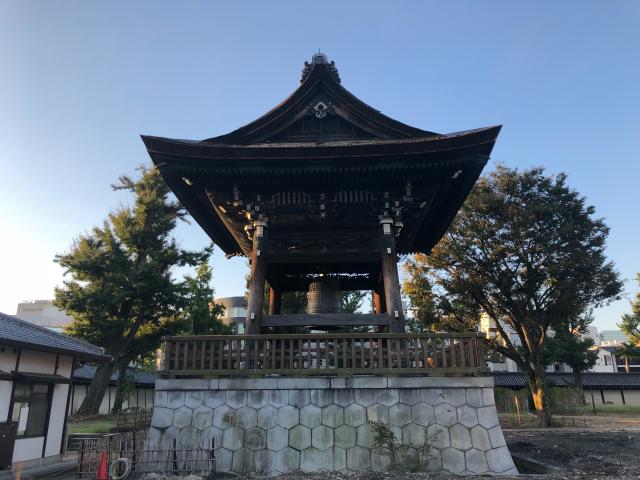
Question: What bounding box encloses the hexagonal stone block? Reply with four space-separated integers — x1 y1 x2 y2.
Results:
288 389 310 408
179 425 198 447
377 389 399 406
204 390 225 408
301 446 334 472
226 390 247 409
257 405 277 430
288 425 311 450
268 390 288 407
488 426 506 448
322 404 344 427
442 447 465 474
371 450 392 471
185 390 204 408
200 426 223 449
312 425 333 450
356 424 375 449
355 389 377 407
214 447 233 473
347 446 371 470
300 404 322 428
159 426 179 449
231 447 254 475
482 388 496 406
154 391 167 408
402 423 426 447
470 425 491 450
412 403 435 426
344 403 366 427
435 403 457 427
310 389 333 407
425 447 442 472
244 427 266 451
267 425 289 451
399 389 422 406
334 446 347 471
173 406 193 428
254 448 276 476
247 390 267 409
334 425 356 449
334 389 355 406
276 447 300 473
442 388 466 407
457 405 479 428
427 423 450 449
466 388 483 408
236 406 258 429
167 391 186 408
486 446 515 473
151 407 174 428
277 405 299 428
213 405 236 428
389 403 411 426
366 405 389 424
192 405 213 430
450 424 472 450
421 388 444 406
465 448 489 473
478 406 499 429
222 426 244 451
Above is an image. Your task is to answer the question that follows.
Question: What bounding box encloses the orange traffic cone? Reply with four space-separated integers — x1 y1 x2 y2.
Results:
97 451 108 480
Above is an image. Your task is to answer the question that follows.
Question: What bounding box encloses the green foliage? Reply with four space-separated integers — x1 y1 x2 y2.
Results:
494 388 530 413
181 259 231 335
341 291 367 313
545 319 599 383
615 342 640 372
54 166 210 414
402 166 622 425
368 420 438 472
619 273 640 345
547 387 585 415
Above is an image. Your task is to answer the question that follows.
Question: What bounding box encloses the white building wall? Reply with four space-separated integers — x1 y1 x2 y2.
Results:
12 437 45 463
0 380 12 422
44 383 69 457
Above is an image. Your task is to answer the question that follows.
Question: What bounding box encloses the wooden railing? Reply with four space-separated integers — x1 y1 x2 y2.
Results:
160 333 488 377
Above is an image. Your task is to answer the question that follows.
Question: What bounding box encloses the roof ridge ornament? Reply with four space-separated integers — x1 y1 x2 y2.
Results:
301 52 341 84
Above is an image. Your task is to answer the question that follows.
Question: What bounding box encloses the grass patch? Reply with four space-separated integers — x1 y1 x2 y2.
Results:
68 416 116 434
585 404 640 416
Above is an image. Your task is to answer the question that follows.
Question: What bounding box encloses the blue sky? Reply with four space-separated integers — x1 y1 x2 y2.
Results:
0 1 638 330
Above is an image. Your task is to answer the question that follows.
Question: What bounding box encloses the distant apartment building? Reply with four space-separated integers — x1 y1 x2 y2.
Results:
215 296 247 333
15 300 72 333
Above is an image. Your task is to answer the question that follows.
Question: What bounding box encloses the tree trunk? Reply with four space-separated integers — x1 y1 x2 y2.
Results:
76 361 114 416
111 359 129 414
625 357 630 373
573 369 585 406
527 362 553 427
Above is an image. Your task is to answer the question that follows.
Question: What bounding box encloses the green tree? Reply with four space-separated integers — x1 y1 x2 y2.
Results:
619 274 640 344
616 342 640 373
182 259 230 335
545 316 598 393
341 291 367 313
403 166 622 426
55 167 207 415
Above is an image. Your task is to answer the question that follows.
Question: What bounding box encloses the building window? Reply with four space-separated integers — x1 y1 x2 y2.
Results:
11 383 51 437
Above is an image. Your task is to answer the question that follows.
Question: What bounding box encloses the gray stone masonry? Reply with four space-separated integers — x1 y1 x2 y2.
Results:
148 376 517 476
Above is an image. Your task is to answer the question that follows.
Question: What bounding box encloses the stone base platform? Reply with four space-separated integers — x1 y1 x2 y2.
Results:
147 376 517 476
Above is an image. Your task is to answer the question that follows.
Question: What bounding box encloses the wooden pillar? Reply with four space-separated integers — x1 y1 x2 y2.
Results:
380 218 405 333
373 289 386 314
246 221 268 334
269 286 282 315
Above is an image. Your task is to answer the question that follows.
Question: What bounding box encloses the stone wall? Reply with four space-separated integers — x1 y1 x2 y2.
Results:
148 376 517 476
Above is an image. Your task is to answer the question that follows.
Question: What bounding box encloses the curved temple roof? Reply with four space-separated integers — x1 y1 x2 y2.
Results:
142 53 501 257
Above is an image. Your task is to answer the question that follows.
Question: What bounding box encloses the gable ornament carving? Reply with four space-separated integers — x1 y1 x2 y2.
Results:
306 101 336 119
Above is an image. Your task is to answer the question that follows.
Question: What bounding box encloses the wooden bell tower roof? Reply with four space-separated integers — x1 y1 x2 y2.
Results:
142 53 501 260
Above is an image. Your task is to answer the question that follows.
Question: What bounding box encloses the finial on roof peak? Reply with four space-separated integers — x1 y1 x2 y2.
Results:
301 52 340 84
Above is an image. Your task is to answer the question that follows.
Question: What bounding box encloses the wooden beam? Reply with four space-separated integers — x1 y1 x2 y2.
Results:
268 287 282 315
262 313 389 327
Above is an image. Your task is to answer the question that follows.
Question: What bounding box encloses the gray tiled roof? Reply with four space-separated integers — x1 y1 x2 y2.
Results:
73 365 156 386
492 372 640 390
0 312 108 361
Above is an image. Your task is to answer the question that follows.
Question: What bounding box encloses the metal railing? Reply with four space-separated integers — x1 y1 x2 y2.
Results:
160 333 488 377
